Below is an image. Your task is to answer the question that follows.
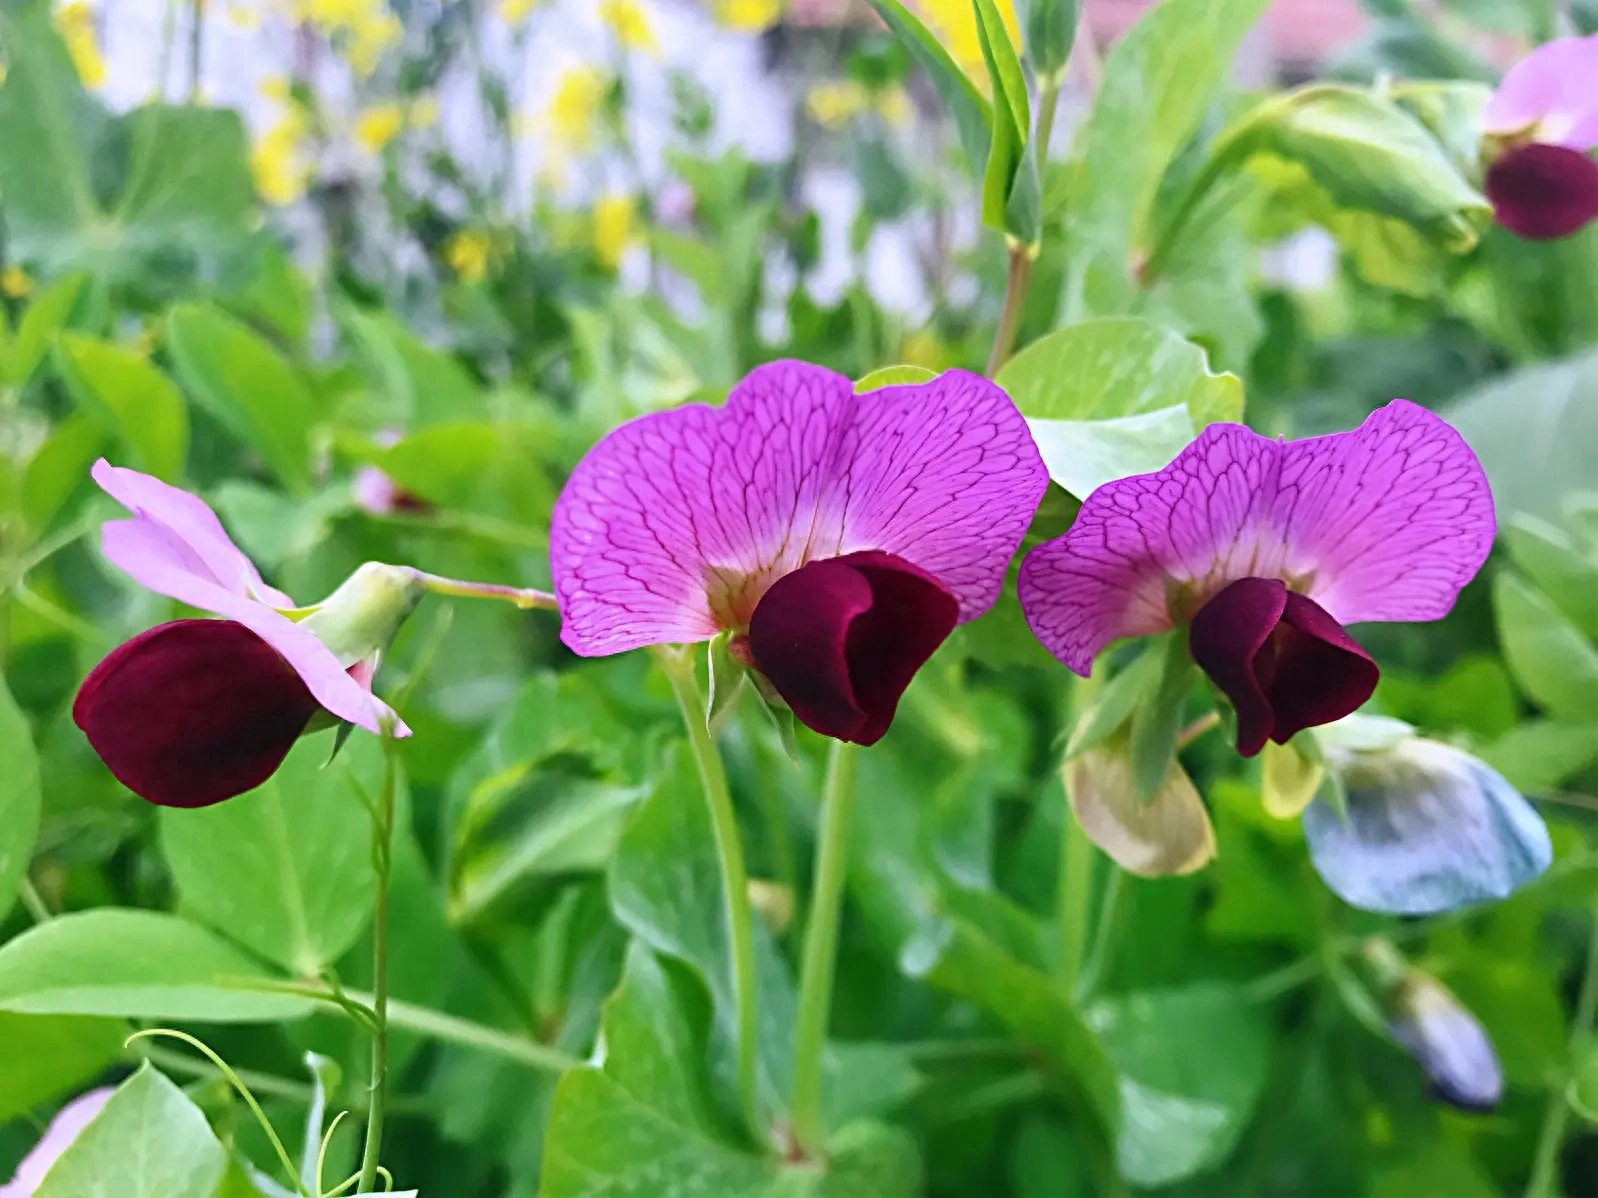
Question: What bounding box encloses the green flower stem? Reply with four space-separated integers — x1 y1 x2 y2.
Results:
1529 902 1598 1198
1056 671 1103 992
357 735 398 1194
655 645 762 1140
791 739 858 1159
413 571 558 610
18 877 51 924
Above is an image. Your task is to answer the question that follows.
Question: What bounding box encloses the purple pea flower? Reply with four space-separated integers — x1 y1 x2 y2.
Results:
549 361 1048 744
1017 402 1494 757
0 1088 113 1197
74 460 410 809
1482 34 1598 240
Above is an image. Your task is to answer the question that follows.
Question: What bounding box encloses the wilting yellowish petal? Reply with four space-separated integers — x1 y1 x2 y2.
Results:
1261 737 1325 819
1065 745 1216 878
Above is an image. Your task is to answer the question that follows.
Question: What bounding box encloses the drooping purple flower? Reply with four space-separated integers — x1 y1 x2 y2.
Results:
1482 34 1598 240
1017 402 1494 756
75 461 409 808
549 360 1048 744
0 1088 113 1198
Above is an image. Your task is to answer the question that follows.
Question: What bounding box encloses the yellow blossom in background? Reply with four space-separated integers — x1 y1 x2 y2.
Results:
226 3 261 29
54 2 105 89
717 0 782 31
1 266 33 299
546 66 608 153
912 0 1018 85
356 103 404 152
293 0 402 76
899 331 949 372
877 86 912 128
805 81 868 130
251 106 312 206
500 0 540 23
409 94 439 129
592 194 637 270
445 231 492 284
598 0 658 55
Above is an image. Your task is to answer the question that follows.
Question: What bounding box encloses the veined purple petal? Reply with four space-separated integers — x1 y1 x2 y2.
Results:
549 360 1047 656
1483 34 1598 150
100 520 405 736
91 459 294 608
1486 143 1598 241
1018 401 1494 674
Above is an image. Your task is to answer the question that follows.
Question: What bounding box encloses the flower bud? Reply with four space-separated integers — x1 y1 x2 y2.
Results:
299 562 425 671
1368 940 1503 1112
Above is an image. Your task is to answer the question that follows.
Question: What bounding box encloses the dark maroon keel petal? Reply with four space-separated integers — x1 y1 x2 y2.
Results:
1266 592 1380 745
73 619 320 808
1188 578 1287 758
1486 143 1598 241
746 551 959 746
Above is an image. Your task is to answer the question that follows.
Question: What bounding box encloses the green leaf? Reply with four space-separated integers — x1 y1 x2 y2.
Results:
23 412 105 533
110 104 256 262
899 914 1121 1132
0 909 312 1022
1058 0 1272 317
996 317 1243 427
1128 633 1196 801
0 1013 124 1122
7 271 88 387
1065 647 1159 759
159 734 381 976
1503 514 1598 641
1494 571 1598 718
1019 0 1079 78
1086 984 1271 1188
0 675 41 921
336 302 484 427
36 1065 227 1198
974 0 1037 242
54 334 188 482
862 0 993 179
853 364 938 393
1028 404 1196 502
372 422 504 509
1480 720 1598 793
165 302 317 494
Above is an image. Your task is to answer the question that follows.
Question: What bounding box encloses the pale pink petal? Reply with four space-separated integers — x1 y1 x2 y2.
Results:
101 521 408 736
549 360 1046 656
1484 34 1598 150
1 1088 113 1197
1018 401 1494 674
91 460 295 608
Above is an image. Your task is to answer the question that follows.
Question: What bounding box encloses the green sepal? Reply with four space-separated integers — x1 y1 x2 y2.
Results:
1065 642 1159 759
1127 632 1196 802
705 631 748 736
863 0 993 180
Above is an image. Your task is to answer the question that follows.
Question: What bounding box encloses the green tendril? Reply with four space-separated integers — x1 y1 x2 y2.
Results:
316 1109 350 1196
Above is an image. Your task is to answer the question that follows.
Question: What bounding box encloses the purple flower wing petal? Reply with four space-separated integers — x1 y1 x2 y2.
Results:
550 361 1046 655
1484 34 1598 149
91 459 295 608
1018 402 1492 673
1275 400 1495 625
99 520 407 736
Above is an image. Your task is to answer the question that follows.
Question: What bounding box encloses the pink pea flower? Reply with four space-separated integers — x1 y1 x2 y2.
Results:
0 1088 113 1197
74 460 410 809
1017 402 1494 757
1482 34 1598 240
549 361 1047 744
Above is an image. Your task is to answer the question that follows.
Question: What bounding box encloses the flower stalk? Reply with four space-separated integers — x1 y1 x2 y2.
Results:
413 571 558 610
1057 670 1102 992
654 645 762 1140
791 739 858 1158
357 730 399 1193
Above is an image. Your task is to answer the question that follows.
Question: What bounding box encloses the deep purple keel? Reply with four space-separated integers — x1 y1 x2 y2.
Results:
1188 577 1379 757
747 550 959 745
73 618 322 808
1486 143 1598 241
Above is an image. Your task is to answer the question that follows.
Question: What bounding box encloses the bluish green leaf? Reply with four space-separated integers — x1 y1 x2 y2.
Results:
1029 404 1195 501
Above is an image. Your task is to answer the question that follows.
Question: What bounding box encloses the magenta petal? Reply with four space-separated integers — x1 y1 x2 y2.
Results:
1483 34 1598 149
549 360 1047 656
1018 401 1494 674
1486 143 1598 241
73 620 321 807
747 550 959 745
1189 578 1379 757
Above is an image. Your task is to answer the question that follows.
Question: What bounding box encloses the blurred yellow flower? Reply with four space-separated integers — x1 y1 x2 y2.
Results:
717 0 782 31
599 0 658 55
805 81 867 130
1 266 33 299
259 74 292 102
251 107 311 206
446 230 492 284
899 331 948 371
912 0 1018 84
226 2 261 29
292 0 402 76
356 103 404 152
592 194 637 270
409 94 439 129
54 2 105 89
546 66 608 152
877 86 912 128
500 0 540 23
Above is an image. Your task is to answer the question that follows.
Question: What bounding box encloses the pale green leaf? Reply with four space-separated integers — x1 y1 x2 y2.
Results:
54 334 188 482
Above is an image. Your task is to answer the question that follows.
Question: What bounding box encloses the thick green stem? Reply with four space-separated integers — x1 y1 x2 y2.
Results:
357 738 397 1193
1528 903 1598 1198
1056 671 1102 991
656 646 761 1139
791 740 857 1158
